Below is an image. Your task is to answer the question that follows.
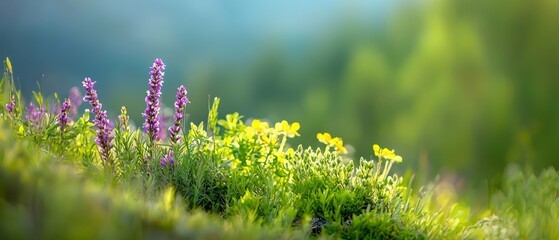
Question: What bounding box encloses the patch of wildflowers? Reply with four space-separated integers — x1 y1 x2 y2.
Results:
143 58 165 143
169 85 188 145
56 98 71 132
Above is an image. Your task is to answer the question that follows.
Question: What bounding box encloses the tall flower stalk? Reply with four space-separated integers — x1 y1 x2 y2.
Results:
169 85 189 145
56 98 71 133
143 58 165 145
82 78 113 164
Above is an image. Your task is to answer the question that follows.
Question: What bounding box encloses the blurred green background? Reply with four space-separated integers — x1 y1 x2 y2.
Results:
1 0 558 188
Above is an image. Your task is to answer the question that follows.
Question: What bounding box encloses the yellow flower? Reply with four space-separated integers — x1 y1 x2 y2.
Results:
372 144 403 162
286 148 295 156
317 132 348 154
317 132 332 145
373 144 381 156
331 137 348 154
275 120 300 138
18 125 24 135
261 133 279 145
251 119 269 133
381 148 396 159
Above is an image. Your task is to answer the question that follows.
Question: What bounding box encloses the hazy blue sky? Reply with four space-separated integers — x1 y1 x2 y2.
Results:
1 1 395 96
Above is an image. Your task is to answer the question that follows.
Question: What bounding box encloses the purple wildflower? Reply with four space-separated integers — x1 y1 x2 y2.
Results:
56 99 71 132
95 110 113 162
160 150 175 167
5 96 15 117
143 58 165 144
82 77 113 163
82 78 102 115
169 85 189 144
26 103 46 129
69 86 82 118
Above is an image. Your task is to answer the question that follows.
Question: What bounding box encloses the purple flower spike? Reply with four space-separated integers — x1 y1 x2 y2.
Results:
95 110 114 162
160 150 175 167
143 58 165 144
56 98 71 132
69 86 82 118
82 77 113 163
169 85 189 145
82 78 102 115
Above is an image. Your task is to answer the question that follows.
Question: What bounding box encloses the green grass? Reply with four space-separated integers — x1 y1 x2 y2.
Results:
1 58 557 239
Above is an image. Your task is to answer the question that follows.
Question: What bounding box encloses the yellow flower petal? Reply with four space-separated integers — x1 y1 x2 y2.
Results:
373 144 381 156
317 132 332 145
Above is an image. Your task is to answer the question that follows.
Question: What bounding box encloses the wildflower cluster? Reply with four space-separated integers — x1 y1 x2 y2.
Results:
1 57 488 239
143 58 165 144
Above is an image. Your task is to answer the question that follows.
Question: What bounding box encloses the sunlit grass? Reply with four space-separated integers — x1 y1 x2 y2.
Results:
1 57 557 239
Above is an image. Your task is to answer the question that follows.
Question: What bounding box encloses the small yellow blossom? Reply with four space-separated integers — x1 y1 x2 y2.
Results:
275 120 300 138
373 144 403 162
373 144 381 156
286 148 295 156
331 137 348 154
251 119 269 133
317 133 332 145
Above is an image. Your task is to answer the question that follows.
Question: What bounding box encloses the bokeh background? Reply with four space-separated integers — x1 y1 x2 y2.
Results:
1 0 558 193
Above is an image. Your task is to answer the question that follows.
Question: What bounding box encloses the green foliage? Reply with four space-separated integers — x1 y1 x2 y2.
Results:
475 166 559 239
1 58 556 239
